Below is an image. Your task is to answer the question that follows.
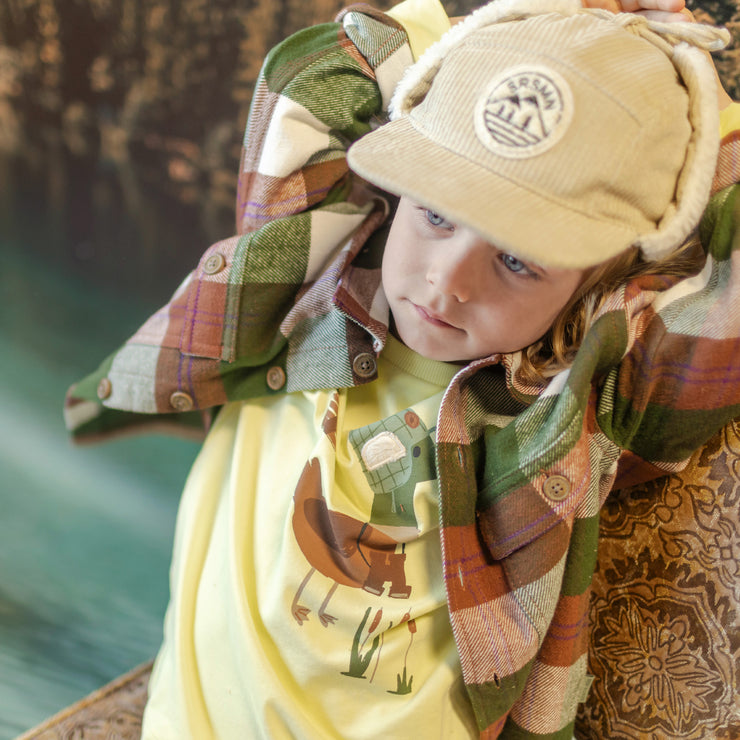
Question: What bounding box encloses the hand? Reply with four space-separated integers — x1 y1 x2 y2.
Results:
621 6 733 110
452 0 686 24
582 0 685 13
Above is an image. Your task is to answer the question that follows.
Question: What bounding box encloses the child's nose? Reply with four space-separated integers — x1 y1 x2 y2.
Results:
426 234 488 302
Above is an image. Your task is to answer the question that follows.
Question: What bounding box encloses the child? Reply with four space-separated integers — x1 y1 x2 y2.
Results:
64 0 740 737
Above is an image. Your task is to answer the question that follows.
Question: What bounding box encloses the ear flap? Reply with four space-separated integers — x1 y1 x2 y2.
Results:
636 40 724 261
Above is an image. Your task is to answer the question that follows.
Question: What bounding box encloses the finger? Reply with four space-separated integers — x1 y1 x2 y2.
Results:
655 0 686 11
581 0 622 11
633 7 694 22
614 0 685 11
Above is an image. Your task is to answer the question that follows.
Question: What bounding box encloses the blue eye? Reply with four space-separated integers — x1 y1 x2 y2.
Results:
500 253 540 279
425 209 452 229
501 253 527 274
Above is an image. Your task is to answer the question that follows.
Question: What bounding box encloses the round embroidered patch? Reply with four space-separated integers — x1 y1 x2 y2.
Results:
474 65 573 159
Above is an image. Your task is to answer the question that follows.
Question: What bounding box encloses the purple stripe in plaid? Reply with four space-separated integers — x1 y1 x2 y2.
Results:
443 557 490 585
176 351 184 392
490 483 586 548
180 310 232 326
183 315 235 328
180 271 206 355
628 338 740 390
178 355 199 408
167 306 240 334
239 184 333 216
497 494 586 544
185 355 196 399
547 615 588 638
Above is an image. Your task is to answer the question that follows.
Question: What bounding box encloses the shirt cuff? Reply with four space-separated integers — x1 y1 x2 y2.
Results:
386 0 451 61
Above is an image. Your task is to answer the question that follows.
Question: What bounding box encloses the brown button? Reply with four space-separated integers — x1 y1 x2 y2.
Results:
203 252 226 275
169 391 194 412
97 377 112 400
266 366 286 391
543 474 571 501
352 352 377 378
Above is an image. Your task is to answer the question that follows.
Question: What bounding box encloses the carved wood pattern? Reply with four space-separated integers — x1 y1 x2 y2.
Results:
16 662 152 740
576 421 740 738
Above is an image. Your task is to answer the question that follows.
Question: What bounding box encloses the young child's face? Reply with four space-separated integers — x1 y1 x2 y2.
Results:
382 197 586 363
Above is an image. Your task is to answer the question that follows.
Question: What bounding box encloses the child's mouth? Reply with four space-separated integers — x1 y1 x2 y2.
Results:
414 303 455 329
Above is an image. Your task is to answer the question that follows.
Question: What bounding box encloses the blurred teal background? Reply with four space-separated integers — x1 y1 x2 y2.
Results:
0 143 215 737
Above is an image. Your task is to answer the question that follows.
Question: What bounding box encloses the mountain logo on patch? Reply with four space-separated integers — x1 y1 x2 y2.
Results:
474 65 573 159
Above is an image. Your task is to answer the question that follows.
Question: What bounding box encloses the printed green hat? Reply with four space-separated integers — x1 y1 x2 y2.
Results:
348 0 729 268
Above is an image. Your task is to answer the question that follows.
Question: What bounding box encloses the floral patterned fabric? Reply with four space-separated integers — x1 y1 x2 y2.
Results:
577 420 740 737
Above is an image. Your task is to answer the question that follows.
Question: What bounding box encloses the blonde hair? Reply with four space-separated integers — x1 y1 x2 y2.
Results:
518 235 707 384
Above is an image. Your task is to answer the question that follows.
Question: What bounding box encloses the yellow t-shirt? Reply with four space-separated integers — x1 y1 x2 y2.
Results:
141 336 478 739
386 0 450 60
720 101 740 138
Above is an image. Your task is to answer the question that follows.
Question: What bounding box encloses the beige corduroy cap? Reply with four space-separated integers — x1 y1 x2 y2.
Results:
347 0 730 268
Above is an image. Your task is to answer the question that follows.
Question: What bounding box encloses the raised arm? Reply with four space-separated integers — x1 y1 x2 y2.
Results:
64 7 416 442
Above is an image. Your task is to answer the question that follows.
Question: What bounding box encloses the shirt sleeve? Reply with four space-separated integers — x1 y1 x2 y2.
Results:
235 7 413 234
599 131 740 480
64 7 414 442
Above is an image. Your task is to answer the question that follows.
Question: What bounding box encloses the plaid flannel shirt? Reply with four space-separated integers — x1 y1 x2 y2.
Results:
64 6 740 738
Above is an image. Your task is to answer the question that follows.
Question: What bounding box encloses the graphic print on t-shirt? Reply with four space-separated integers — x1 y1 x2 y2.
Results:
289 391 440 695
349 408 436 534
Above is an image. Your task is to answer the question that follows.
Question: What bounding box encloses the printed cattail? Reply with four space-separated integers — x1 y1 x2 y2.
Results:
368 608 383 634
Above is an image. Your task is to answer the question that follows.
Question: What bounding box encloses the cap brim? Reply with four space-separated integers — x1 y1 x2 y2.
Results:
348 117 637 270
